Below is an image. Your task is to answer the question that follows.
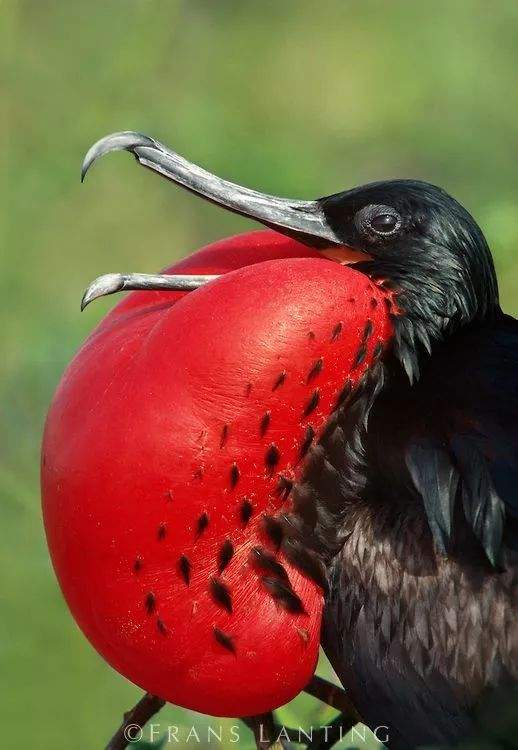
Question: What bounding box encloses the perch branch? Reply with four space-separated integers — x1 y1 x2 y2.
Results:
304 675 362 723
105 692 165 750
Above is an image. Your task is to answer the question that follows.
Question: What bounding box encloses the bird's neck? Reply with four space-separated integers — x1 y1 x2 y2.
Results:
364 256 502 384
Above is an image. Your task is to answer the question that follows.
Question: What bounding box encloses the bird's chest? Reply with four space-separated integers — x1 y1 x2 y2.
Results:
323 504 439 670
322 504 517 741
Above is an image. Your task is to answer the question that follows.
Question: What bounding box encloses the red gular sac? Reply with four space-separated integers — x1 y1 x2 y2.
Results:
42 229 394 717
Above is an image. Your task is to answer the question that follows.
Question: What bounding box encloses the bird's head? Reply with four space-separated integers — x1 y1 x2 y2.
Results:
82 133 499 381
321 179 500 380
322 179 498 319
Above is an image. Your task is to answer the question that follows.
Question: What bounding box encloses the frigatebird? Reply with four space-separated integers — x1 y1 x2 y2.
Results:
77 132 517 749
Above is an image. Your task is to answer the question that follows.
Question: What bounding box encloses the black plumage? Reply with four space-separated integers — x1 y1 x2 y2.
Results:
259 410 271 437
261 575 305 614
217 539 234 574
303 388 320 417
299 425 316 458
209 576 233 613
249 546 290 582
287 181 517 749
239 498 253 524
144 592 156 615
213 626 236 654
275 474 293 500
307 357 324 383
331 321 343 341
178 554 191 585
196 511 209 537
230 462 240 488
265 443 281 473
262 514 285 551
281 536 329 593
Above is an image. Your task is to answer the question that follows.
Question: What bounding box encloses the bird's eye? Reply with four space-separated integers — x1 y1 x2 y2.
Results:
356 204 402 240
371 213 398 233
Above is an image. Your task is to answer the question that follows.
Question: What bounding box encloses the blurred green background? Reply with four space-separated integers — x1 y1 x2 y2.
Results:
3 1 518 748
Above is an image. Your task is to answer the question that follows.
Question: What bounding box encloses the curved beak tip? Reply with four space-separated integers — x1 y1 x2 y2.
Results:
81 273 125 311
80 131 158 184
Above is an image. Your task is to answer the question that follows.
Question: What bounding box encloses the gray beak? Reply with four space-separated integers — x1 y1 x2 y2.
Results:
80 272 220 311
80 131 344 308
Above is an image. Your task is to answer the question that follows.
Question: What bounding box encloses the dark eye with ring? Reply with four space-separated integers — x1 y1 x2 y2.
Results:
371 213 398 232
355 204 402 240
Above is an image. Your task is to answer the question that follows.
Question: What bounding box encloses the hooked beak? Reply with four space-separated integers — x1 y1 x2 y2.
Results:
80 272 220 311
80 131 370 308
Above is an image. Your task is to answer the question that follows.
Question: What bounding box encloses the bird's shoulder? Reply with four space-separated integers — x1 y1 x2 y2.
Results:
369 312 518 564
431 312 518 402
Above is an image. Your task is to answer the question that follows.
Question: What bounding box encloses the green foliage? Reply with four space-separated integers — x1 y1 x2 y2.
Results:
3 1 518 747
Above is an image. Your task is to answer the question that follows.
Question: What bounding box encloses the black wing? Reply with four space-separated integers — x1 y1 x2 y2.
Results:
368 312 518 565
